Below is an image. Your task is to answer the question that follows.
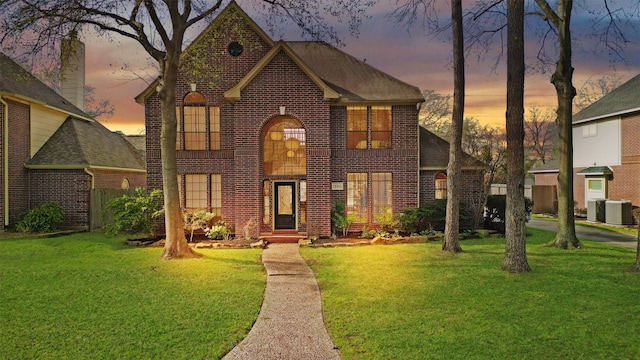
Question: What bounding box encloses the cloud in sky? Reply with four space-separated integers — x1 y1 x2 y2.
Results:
80 1 640 134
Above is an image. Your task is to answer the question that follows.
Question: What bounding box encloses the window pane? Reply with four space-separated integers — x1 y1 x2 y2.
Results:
211 174 222 218
588 179 603 191
263 118 306 175
371 106 391 130
210 107 220 150
347 173 368 222
263 181 270 225
176 107 182 149
372 173 392 220
435 172 447 199
347 107 368 149
300 180 306 224
184 106 206 150
371 131 391 149
185 174 207 209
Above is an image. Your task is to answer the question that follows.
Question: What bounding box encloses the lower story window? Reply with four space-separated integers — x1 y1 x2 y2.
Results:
347 173 368 223
181 174 223 219
372 173 392 221
435 172 447 200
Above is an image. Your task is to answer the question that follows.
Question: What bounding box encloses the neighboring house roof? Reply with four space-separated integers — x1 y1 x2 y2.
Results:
26 117 146 171
576 166 613 176
528 159 559 173
0 52 91 121
573 73 640 124
419 127 486 170
124 135 146 163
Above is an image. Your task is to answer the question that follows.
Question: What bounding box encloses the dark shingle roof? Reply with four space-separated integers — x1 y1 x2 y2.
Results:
419 127 485 169
529 159 559 173
26 117 145 170
287 42 423 103
573 74 640 123
0 53 89 119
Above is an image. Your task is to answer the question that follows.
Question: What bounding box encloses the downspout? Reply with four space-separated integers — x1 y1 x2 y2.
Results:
416 102 423 206
1 96 8 227
84 168 95 189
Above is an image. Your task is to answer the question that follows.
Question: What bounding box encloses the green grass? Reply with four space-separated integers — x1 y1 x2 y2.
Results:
302 229 640 360
0 233 264 359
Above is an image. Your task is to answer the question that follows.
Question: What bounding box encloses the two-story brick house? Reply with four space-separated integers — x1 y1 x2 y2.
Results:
0 51 146 230
136 1 484 238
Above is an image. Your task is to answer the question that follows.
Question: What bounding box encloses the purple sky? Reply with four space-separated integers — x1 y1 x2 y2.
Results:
83 0 640 134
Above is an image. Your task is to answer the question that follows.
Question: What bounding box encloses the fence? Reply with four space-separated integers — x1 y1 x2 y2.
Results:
490 184 532 199
90 188 135 231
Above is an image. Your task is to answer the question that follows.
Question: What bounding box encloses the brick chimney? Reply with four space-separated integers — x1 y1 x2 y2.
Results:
60 36 85 111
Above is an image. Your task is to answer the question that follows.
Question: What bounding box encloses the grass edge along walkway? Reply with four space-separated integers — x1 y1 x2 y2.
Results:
302 228 640 360
0 232 265 359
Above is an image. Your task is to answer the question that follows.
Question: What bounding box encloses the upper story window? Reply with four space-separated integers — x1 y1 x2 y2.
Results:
178 91 221 150
347 106 392 149
582 123 597 137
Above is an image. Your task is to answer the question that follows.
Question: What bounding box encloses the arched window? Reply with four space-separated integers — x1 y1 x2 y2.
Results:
435 172 447 199
263 118 306 175
182 91 207 150
121 178 130 190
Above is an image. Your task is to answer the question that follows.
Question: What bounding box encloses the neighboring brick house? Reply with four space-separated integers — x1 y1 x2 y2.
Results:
530 74 640 213
0 52 146 230
136 1 484 238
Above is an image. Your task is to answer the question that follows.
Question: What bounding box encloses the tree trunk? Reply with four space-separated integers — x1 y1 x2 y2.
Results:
158 53 201 260
442 0 464 253
503 0 530 273
548 0 581 250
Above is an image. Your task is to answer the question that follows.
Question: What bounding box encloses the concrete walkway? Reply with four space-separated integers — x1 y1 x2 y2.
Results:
528 217 638 250
223 243 340 360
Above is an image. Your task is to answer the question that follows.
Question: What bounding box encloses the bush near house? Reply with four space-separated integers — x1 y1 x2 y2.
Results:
103 188 164 236
16 202 64 233
399 200 474 234
483 195 533 234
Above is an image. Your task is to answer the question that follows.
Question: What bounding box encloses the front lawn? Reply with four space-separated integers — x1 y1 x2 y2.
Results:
0 233 264 359
302 228 640 359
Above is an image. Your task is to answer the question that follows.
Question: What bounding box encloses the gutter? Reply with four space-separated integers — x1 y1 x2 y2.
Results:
1 96 8 227
25 164 146 173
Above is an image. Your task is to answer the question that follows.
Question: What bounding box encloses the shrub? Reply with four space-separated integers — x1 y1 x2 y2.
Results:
332 201 356 236
205 221 231 240
483 195 533 234
16 202 64 233
183 209 216 242
399 200 474 234
104 188 164 236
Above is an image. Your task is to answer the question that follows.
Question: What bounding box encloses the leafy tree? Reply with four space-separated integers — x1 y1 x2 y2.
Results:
0 0 373 259
182 210 216 242
419 90 452 133
104 188 164 236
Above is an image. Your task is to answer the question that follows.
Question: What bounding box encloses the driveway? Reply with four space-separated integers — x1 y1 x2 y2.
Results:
527 217 638 250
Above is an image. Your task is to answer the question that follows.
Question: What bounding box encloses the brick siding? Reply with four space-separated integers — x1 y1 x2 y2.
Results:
29 169 91 228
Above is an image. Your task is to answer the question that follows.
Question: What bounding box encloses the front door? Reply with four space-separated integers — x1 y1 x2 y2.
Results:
274 182 296 230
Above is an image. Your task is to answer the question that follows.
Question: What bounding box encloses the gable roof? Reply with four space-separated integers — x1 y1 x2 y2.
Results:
26 117 145 171
0 53 92 121
573 73 640 124
136 2 424 105
419 127 486 170
224 41 341 102
287 42 423 104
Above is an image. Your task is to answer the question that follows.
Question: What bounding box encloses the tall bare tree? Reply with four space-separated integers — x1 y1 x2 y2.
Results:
442 0 465 252
574 74 622 112
419 90 452 134
503 0 530 272
524 107 557 166
533 0 581 249
0 0 372 259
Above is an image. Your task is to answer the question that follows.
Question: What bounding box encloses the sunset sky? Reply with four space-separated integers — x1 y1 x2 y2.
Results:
79 0 640 135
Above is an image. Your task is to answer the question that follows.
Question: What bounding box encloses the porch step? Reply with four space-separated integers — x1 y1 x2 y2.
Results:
259 233 307 243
